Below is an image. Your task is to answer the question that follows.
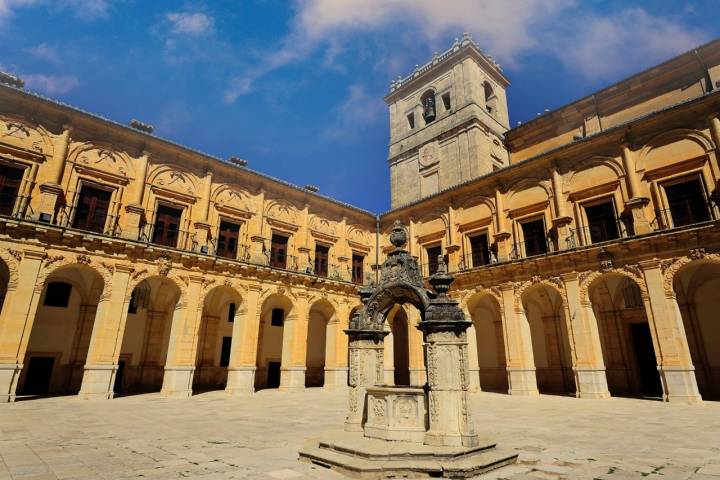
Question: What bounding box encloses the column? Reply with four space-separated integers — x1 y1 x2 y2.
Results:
249 190 268 264
345 329 386 432
0 250 45 402
463 309 481 392
621 144 652 234
383 321 395 384
161 275 204 398
640 261 701 403
279 292 309 391
500 283 538 396
493 187 511 261
37 127 71 222
324 302 349 390
226 284 261 395
407 308 426 385
123 151 149 240
193 169 213 251
551 168 572 249
562 273 610 399
78 264 133 399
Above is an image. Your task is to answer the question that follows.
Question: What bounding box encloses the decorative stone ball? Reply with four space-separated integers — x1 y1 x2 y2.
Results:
389 221 407 248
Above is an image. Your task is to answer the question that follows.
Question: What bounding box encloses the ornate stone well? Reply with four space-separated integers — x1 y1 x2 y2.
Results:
299 221 517 478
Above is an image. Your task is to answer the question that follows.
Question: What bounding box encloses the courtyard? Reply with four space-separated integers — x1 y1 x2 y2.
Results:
0 390 717 480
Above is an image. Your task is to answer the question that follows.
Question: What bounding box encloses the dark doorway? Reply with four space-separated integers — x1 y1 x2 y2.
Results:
23 356 54 395
664 178 710 227
630 323 663 398
0 163 24 216
72 185 112 233
152 204 183 247
113 360 126 394
267 361 281 388
217 220 240 259
392 314 410 386
220 337 232 367
585 200 619 243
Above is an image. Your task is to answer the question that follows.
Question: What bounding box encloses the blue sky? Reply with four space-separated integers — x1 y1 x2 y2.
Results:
1 0 718 213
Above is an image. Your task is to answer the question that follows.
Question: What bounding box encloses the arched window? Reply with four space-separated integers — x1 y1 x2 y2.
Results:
483 82 497 115
421 90 436 124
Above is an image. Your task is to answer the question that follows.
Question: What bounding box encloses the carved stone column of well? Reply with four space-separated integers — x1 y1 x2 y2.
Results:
161 275 204 398
37 127 71 222
0 250 45 402
122 151 149 240
407 307 427 386
79 264 133 399
621 144 652 234
226 285 261 395
420 259 478 448
280 292 309 391
344 327 386 432
500 283 539 396
383 321 395 385
641 261 701 403
563 273 610 399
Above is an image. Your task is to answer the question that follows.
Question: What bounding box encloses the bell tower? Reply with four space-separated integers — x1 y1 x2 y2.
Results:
385 33 510 208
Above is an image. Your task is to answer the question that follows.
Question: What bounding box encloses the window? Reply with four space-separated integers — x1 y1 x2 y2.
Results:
72 185 112 233
152 204 183 248
270 234 289 269
0 163 24 216
421 90 436 124
483 82 496 113
426 244 443 276
352 253 364 284
584 200 620 243
664 177 710 228
43 282 72 308
271 308 284 327
407 113 415 130
520 218 547 257
217 220 241 259
227 302 236 323
314 244 329 277
441 92 451 111
220 337 232 367
469 233 490 267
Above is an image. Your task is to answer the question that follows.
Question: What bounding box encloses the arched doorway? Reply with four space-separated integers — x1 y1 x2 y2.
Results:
391 307 410 386
306 299 335 388
19 264 104 397
193 285 243 393
521 284 574 395
674 261 720 400
255 293 292 390
589 274 662 399
467 293 508 393
115 276 181 395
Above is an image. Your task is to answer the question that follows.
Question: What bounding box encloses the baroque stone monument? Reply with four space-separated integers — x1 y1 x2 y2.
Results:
299 221 517 478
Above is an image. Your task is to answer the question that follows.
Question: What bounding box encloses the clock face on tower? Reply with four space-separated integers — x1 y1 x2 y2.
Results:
419 142 439 169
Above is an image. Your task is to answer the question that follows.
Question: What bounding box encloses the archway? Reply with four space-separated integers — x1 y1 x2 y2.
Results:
467 293 508 393
19 264 104 398
193 285 243 393
521 284 574 395
589 274 662 399
674 261 720 400
391 307 410 386
115 276 181 395
305 299 335 388
255 293 292 390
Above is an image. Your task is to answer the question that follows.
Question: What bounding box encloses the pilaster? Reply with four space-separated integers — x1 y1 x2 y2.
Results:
279 292 309 391
499 283 539 396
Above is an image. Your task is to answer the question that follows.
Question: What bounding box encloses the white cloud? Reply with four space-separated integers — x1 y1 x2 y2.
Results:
166 12 214 36
24 43 60 63
0 0 111 21
223 0 710 100
322 84 384 140
0 0 40 19
23 74 79 94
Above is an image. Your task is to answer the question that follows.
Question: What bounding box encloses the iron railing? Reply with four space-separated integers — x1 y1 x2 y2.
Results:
653 200 717 231
565 217 632 248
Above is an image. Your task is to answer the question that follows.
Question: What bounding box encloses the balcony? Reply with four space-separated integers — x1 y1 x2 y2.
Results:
565 216 632 249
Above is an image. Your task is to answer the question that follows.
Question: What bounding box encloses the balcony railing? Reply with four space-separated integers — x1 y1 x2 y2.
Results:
0 194 33 220
138 223 194 250
653 200 717 231
565 217 631 249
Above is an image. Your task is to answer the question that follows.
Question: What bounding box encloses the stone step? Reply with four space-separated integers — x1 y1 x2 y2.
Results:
299 443 518 479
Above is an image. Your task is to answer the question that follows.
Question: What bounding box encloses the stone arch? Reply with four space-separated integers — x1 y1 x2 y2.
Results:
520 280 574 395
587 271 663 398
466 290 507 393
636 129 715 173
513 276 565 312
670 251 720 400
663 250 720 298
193 283 244 393
564 156 624 193
19 260 106 397
255 292 294 389
0 248 21 295
66 142 137 180
579 266 647 306
306 298 336 388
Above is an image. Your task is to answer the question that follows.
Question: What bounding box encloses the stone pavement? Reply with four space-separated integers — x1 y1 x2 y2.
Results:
0 389 718 479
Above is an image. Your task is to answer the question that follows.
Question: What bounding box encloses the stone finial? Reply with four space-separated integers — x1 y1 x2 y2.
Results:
389 220 407 249
129 119 154 134
429 255 454 296
229 156 248 167
0 71 24 89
